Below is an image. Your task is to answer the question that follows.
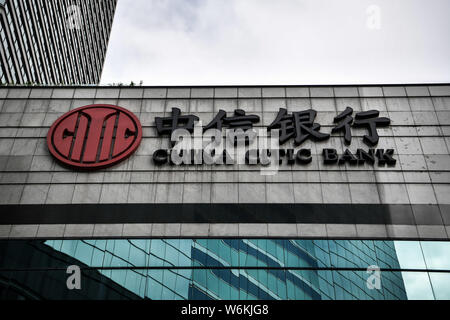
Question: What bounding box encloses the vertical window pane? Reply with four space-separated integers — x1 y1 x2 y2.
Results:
401 272 435 300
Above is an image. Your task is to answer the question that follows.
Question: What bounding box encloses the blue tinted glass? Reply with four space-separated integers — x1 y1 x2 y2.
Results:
420 241 450 270
401 272 435 300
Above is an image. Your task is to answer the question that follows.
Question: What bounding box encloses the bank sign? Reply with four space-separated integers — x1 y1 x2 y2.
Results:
47 104 396 171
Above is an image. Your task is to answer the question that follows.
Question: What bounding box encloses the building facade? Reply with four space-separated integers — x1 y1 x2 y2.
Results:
0 84 449 300
0 0 117 85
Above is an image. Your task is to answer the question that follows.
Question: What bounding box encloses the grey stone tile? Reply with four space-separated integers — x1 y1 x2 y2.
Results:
37 224 65 238
72 185 102 203
406 184 437 204
70 99 94 110
117 99 142 113
5 155 33 171
0 225 11 238
155 184 183 203
214 88 237 98
398 154 427 171
64 224 94 238
190 99 214 112
0 140 13 156
349 184 380 204
25 99 50 113
432 97 450 111
326 224 357 237
181 224 210 236
120 88 144 98
334 87 358 97
409 97 434 111
191 88 214 98
388 111 415 126
183 183 211 203
355 224 387 238
446 226 450 239
7 88 30 99
428 86 450 96
93 224 123 237
419 137 448 155
73 88 97 99
322 184 351 203
0 113 23 128
167 88 190 98
95 88 120 98
209 224 239 237
311 98 336 111
360 97 386 111
437 111 450 125
151 224 181 236
127 184 155 203
412 111 438 125
434 185 450 205
43 112 64 126
0 88 9 99
238 224 268 237
99 184 130 203
293 184 322 203
310 87 334 97
0 185 24 204
46 185 75 204
263 98 286 112
52 89 74 99
238 87 261 98
262 87 285 98
386 225 418 239
143 88 167 98
417 225 447 239
166 99 189 112
26 172 52 184
266 184 294 203
211 183 238 203
9 225 39 238
238 184 265 203
268 224 297 237
394 137 422 154
297 223 327 237
425 155 450 171
286 87 309 98
385 98 411 111
10 139 38 156
405 86 430 97
30 155 54 171
358 87 383 97
142 99 166 112
382 87 406 97
119 223 153 237
412 205 443 225
20 185 49 204
48 99 72 112
122 224 152 237
2 99 27 112
20 113 46 126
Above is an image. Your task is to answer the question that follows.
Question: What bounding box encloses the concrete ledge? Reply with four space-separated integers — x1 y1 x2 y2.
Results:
3 223 448 239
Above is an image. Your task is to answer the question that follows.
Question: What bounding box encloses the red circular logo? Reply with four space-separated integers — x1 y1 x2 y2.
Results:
47 104 142 170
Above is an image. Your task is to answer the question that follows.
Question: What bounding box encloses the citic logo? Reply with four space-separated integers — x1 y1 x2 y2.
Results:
47 104 142 170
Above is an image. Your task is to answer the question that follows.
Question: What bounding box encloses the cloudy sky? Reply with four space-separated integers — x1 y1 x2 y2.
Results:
101 0 450 85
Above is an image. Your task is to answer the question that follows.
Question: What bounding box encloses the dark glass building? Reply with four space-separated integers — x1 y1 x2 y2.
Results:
1 238 449 300
0 0 117 85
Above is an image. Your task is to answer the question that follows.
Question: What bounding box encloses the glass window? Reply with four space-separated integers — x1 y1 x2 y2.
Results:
420 241 450 270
